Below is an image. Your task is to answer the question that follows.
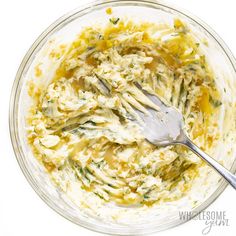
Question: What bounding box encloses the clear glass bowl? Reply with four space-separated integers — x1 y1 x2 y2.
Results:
9 0 236 235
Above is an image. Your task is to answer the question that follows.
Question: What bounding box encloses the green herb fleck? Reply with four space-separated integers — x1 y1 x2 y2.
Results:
188 66 196 71
79 168 83 175
179 80 185 96
94 192 105 200
109 17 120 25
87 46 95 51
209 96 222 107
98 34 104 40
129 63 134 68
84 167 93 175
85 121 96 126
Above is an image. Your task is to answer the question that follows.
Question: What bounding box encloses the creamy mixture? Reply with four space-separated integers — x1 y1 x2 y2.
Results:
27 15 224 217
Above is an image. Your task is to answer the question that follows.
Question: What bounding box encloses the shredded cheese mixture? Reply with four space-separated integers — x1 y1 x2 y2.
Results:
27 17 222 209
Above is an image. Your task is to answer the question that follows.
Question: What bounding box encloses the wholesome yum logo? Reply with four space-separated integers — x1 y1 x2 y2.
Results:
179 210 230 235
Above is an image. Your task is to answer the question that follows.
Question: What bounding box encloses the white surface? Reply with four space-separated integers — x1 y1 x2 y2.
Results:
0 0 235 235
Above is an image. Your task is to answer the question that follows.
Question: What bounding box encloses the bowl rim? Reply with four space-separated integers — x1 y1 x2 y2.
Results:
9 0 236 235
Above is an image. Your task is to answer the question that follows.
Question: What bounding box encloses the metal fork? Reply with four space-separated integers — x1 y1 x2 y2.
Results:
99 80 236 190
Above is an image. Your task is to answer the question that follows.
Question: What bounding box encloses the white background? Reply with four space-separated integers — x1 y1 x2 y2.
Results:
0 0 235 235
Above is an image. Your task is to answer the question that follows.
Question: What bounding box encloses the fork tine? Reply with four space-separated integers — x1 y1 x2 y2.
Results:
97 79 146 124
97 79 159 126
134 82 168 110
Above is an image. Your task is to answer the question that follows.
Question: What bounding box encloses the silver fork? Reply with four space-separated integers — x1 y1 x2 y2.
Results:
99 80 236 190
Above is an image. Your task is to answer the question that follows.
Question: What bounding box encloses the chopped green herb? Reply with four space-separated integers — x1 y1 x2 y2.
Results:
156 74 161 80
200 55 206 69
62 123 80 132
109 17 120 25
209 96 222 107
87 46 95 51
94 192 105 200
79 167 83 175
84 167 93 175
94 160 105 169
104 189 110 194
98 34 104 40
188 66 196 71
70 129 78 134
179 80 185 96
85 120 96 125
41 107 48 114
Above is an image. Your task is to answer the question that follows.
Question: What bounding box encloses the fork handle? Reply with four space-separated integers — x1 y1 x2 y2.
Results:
183 136 236 190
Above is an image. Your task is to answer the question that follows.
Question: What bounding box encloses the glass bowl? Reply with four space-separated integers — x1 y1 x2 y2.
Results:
9 0 236 235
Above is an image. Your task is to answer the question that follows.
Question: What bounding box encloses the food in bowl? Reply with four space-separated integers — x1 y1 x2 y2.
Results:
26 12 229 222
